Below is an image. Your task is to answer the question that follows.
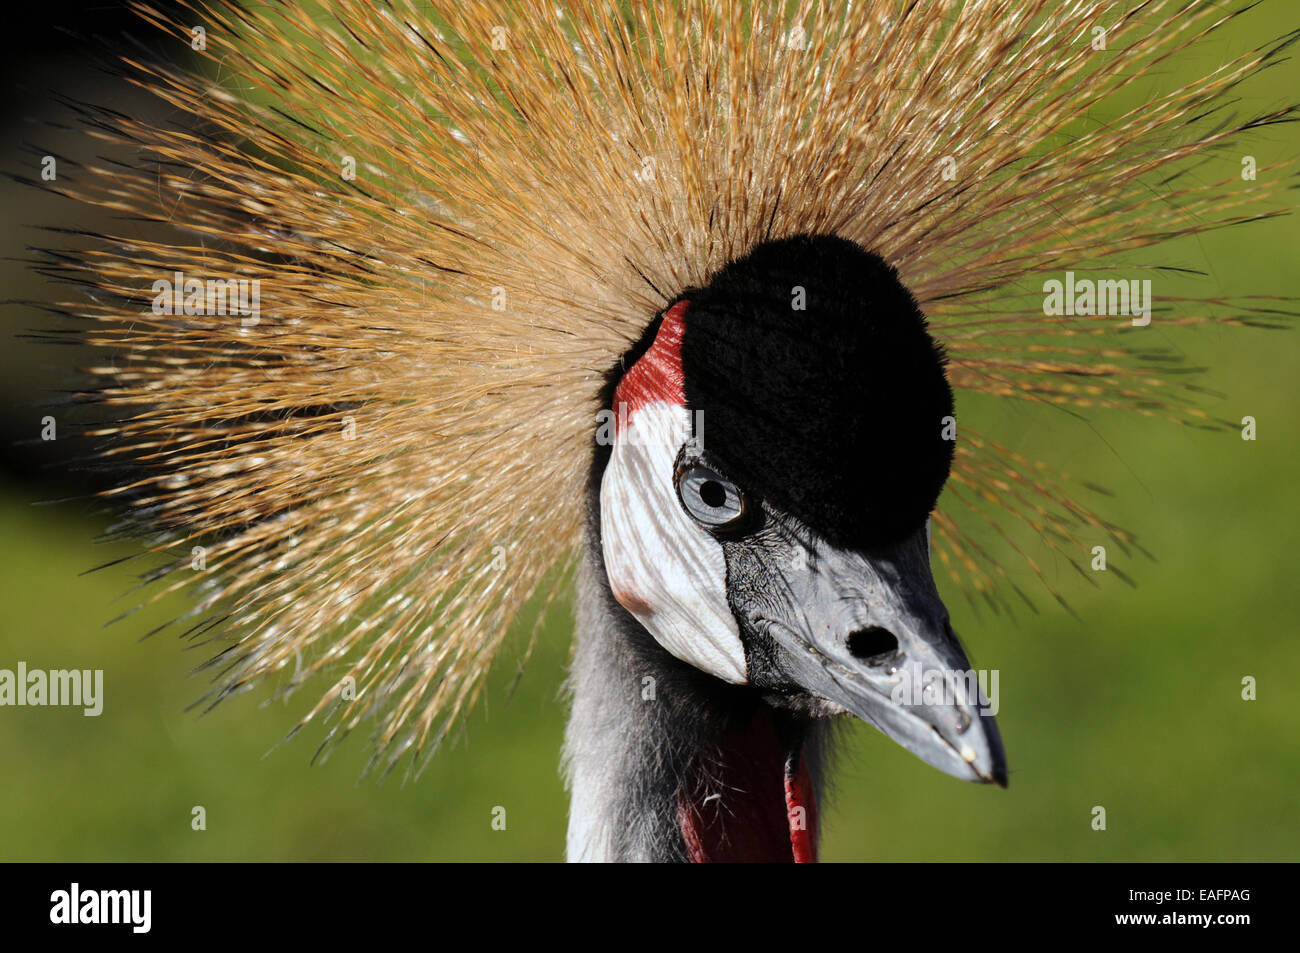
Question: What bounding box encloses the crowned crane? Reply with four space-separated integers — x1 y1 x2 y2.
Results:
568 234 1005 861
34 0 1292 862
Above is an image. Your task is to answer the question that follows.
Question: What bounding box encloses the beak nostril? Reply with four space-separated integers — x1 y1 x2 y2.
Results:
846 626 899 663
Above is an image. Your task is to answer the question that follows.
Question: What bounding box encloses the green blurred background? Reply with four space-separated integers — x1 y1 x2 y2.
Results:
1 3 1296 861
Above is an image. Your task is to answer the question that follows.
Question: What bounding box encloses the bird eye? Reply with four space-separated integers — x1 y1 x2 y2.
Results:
676 464 749 529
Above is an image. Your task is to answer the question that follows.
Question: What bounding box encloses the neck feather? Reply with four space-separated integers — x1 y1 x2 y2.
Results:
563 501 829 862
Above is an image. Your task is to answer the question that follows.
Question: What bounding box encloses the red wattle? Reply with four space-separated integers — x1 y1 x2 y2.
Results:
677 706 819 863
785 750 819 863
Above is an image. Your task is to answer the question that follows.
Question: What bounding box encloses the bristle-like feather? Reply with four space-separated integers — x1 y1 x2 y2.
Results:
32 0 1295 769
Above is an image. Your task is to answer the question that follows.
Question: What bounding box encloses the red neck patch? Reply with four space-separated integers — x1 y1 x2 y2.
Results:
677 706 819 863
611 300 688 435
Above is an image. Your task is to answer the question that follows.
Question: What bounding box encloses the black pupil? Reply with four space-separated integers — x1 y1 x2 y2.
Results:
699 480 727 509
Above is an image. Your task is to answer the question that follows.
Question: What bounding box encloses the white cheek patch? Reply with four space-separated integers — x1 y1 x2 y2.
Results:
599 401 748 684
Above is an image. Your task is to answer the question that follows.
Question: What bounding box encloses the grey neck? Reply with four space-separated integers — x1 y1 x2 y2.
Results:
562 534 722 861
562 512 831 862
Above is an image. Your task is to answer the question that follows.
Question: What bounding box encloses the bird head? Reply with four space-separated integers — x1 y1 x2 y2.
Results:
599 234 1006 786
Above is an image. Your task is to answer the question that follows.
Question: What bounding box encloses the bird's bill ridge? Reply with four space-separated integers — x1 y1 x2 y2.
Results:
728 522 1008 786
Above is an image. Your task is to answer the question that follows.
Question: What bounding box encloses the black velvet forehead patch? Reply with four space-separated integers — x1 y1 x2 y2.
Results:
677 233 954 550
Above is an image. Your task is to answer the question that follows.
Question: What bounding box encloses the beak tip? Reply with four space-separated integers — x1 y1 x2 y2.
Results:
970 759 1007 787
983 748 1009 788
962 728 1008 787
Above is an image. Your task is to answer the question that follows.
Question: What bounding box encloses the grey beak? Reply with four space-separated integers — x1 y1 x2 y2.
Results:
728 522 1007 786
